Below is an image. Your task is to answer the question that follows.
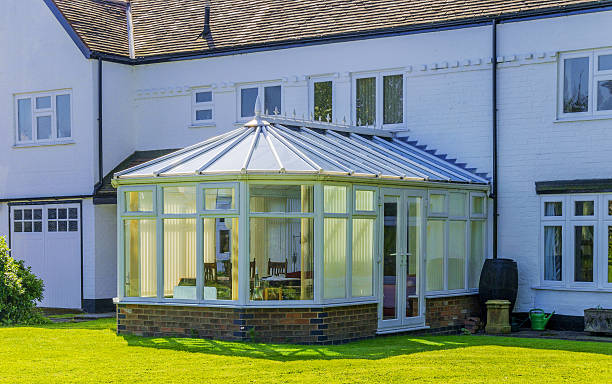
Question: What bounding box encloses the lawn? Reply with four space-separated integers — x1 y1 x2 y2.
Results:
0 319 610 383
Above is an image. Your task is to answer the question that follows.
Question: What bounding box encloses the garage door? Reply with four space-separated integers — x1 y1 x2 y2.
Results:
10 203 81 309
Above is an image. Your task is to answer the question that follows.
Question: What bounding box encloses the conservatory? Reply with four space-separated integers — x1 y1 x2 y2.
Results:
113 109 490 344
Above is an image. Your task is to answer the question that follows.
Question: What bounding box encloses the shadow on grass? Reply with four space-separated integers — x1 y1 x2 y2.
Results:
9 317 117 331
122 332 612 362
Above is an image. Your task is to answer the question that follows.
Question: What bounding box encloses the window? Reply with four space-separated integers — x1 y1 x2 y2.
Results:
240 84 282 119
15 91 72 144
354 73 404 128
192 90 214 124
124 219 157 297
311 79 333 121
125 190 154 213
47 207 79 232
13 209 43 233
324 185 348 299
559 50 612 118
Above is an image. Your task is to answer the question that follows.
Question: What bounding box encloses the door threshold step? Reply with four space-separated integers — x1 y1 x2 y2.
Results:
376 325 430 335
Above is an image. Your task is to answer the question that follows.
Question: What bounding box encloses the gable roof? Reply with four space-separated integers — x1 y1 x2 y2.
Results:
48 0 612 63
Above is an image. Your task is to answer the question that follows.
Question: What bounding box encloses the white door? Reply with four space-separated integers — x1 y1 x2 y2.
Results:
378 189 426 331
10 203 81 309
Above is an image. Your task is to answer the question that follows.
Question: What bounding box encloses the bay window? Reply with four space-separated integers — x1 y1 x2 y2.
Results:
354 72 404 129
15 90 72 145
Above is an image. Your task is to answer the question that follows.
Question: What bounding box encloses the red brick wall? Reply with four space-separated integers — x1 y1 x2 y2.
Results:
424 294 480 334
117 303 377 344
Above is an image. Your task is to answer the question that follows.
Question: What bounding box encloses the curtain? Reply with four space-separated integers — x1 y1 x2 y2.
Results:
544 226 562 281
356 77 376 126
352 218 373 297
324 186 346 213
324 218 347 299
124 219 156 297
383 75 403 125
163 219 196 297
231 217 239 300
301 186 314 300
448 221 466 290
355 190 374 211
469 221 485 288
426 221 444 291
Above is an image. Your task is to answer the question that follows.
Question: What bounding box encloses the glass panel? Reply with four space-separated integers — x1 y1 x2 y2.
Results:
382 197 398 320
24 222 32 232
48 209 56 219
383 74 403 125
544 226 562 281
597 80 612 111
48 221 57 232
250 185 313 213
125 191 153 212
24 210 32 220
264 85 281 115
58 209 67 219
355 190 375 211
406 197 421 318
204 188 235 210
163 219 197 299
324 185 346 214
471 195 485 216
250 218 313 301
14 222 23 232
195 91 212 103
204 218 239 300
17 99 32 141
314 80 332 121
609 200 612 216
356 77 376 126
598 54 612 71
575 200 594 216
323 218 347 299
544 202 562 216
352 218 374 297
195 109 213 121
34 222 42 233
449 192 466 217
563 57 589 113
448 221 466 290
33 209 42 220
574 226 594 282
163 186 196 214
429 194 446 214
56 94 71 138
469 221 486 288
58 221 67 232
36 116 52 140
426 221 444 291
608 226 612 283
36 96 51 109
14 210 23 221
240 87 258 118
69 208 78 219
68 221 78 232
124 219 157 297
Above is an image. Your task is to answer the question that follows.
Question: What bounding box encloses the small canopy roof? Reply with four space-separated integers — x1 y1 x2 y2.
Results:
116 100 488 184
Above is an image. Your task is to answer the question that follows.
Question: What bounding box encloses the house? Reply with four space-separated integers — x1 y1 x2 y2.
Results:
1 0 611 340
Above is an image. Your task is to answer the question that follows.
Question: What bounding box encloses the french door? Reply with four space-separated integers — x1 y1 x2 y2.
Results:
378 188 426 331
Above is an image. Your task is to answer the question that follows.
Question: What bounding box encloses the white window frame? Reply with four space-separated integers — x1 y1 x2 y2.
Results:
322 183 351 302
570 195 597 220
352 71 406 130
470 192 488 219
352 185 378 215
199 182 240 215
121 186 157 217
191 88 214 125
541 195 566 221
309 76 335 122
14 90 73 145
427 190 448 218
569 220 598 288
600 220 612 289
237 82 283 121
594 49 612 116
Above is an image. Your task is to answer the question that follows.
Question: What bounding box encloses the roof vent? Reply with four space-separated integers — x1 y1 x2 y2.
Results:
199 0 212 38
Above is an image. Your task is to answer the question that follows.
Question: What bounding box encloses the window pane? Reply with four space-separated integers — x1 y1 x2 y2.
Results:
355 190 374 211
574 226 594 282
17 99 32 141
68 221 78 232
163 219 196 299
448 221 466 290
383 197 398 320
324 218 347 299
608 226 612 283
48 221 57 232
195 109 213 121
609 200 612 216
575 200 594 216
56 94 71 138
597 80 612 111
469 221 486 288
58 221 67 232
324 186 347 214
34 221 42 232
24 222 32 232
69 208 78 219
250 218 313 301
314 81 332 121
449 192 466 217
14 222 22 232
544 226 562 281
352 218 374 297
33 209 42 220
58 209 67 220
598 54 612 71
163 186 196 214
195 91 212 103
14 210 23 220
24 210 32 220
125 191 153 212
36 115 51 140
204 188 235 210
264 85 281 115
250 185 313 213
356 77 376 126
426 220 444 291
48 209 56 219
36 96 51 109
204 218 239 300
383 74 403 124
124 219 157 297
241 87 258 118
544 202 562 216
429 194 446 214
563 57 589 113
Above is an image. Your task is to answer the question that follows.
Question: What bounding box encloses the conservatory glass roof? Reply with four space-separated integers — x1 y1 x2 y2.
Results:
115 115 488 184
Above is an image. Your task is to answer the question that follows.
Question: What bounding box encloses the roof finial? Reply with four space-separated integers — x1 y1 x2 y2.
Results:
254 93 263 117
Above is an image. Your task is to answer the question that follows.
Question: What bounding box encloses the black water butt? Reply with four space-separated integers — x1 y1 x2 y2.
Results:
478 258 518 315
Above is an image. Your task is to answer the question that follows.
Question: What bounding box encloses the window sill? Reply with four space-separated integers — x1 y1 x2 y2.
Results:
532 285 612 293
189 122 217 129
425 290 479 298
554 114 612 123
114 298 378 308
12 140 76 148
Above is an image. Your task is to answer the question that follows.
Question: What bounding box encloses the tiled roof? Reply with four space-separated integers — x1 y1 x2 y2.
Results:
50 0 612 61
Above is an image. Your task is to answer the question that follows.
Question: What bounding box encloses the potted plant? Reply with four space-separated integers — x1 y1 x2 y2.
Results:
584 306 612 334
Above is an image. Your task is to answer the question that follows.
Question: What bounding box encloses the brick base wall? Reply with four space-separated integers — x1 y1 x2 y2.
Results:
424 294 480 334
117 303 377 344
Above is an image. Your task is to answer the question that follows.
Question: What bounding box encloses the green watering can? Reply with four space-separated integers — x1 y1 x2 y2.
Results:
529 309 554 331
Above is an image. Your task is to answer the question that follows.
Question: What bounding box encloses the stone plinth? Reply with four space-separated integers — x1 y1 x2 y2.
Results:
485 300 511 334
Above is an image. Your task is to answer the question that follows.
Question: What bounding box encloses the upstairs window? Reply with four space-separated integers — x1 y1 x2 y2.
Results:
192 90 214 124
559 50 612 118
354 73 404 129
240 84 282 119
311 79 333 121
15 91 72 145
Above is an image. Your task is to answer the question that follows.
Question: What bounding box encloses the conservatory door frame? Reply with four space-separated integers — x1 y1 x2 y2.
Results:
377 188 426 332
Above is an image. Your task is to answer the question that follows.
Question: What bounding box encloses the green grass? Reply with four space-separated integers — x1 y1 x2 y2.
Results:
0 319 610 383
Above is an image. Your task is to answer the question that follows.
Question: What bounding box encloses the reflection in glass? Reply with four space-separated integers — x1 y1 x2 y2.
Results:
574 226 594 282
545 202 562 216
383 75 403 124
449 192 466 217
426 220 445 291
469 221 486 288
575 201 594 216
597 80 612 111
164 219 196 298
324 218 347 299
56 94 71 138
598 54 612 71
448 221 466 290
544 226 562 281
406 197 421 318
563 57 589 113
241 87 258 118
125 191 153 212
124 219 156 297
314 81 332 121
204 188 235 210
429 194 446 214
382 197 398 319
264 85 281 115
36 116 52 140
164 186 196 214
17 99 32 141
356 77 376 126
204 218 239 300
250 185 313 213
352 218 374 297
